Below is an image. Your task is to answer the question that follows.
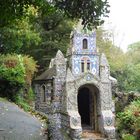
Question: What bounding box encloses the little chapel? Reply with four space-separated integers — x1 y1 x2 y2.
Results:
34 28 116 140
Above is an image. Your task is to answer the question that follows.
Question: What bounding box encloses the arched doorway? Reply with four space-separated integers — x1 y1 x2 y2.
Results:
78 85 98 131
78 87 90 126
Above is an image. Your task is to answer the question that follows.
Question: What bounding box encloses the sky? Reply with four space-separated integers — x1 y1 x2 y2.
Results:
104 0 140 52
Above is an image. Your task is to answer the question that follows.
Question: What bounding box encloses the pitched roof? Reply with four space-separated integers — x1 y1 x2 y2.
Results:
35 67 56 81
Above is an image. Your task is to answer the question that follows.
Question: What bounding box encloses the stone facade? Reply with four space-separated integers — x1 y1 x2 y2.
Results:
34 29 116 140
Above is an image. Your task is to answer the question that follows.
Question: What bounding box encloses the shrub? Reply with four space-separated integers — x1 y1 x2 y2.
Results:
117 99 140 140
14 89 32 112
23 55 38 85
122 134 136 140
0 54 37 101
0 54 25 86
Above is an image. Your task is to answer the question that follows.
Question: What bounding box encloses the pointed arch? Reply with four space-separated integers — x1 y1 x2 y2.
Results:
41 84 46 102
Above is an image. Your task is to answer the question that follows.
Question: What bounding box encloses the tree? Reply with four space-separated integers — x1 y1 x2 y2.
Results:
0 5 74 73
53 0 110 28
0 0 110 28
26 11 74 73
127 41 140 65
96 28 127 91
0 6 41 54
122 41 140 92
0 0 44 27
96 28 126 72
109 40 140 92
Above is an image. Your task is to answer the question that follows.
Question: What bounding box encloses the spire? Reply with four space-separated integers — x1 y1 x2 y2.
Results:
55 50 65 64
100 53 109 67
66 68 74 82
55 50 65 59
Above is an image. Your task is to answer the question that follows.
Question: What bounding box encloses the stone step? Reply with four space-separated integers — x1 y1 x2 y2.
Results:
81 138 106 139
81 130 106 140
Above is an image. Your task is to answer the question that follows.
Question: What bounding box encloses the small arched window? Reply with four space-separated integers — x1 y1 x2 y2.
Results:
83 39 88 49
41 85 46 102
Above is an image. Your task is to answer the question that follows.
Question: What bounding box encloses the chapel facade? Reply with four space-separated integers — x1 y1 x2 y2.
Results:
34 28 116 140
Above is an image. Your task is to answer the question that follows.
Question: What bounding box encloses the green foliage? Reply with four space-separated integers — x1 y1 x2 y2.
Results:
0 7 74 73
122 134 136 140
96 28 140 92
122 64 140 92
0 54 37 101
0 97 8 102
27 10 74 72
0 0 110 28
117 99 140 139
14 88 35 112
24 87 35 105
127 41 140 66
0 0 48 27
96 28 127 91
0 54 25 86
23 55 38 85
0 8 41 54
128 41 140 52
15 93 32 112
0 54 37 85
53 0 110 28
113 41 140 92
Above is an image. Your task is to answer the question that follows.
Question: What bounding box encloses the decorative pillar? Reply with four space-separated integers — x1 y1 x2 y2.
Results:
99 53 116 139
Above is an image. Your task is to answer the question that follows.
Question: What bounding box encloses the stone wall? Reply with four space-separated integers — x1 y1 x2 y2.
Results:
34 80 53 114
115 92 140 112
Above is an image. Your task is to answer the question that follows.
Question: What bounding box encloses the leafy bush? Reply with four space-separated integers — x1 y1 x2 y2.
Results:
0 54 37 101
23 55 38 85
23 87 35 105
117 99 140 139
122 134 136 140
0 54 25 86
14 90 32 112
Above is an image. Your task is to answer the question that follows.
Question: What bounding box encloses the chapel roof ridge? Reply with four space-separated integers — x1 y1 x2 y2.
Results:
35 67 56 81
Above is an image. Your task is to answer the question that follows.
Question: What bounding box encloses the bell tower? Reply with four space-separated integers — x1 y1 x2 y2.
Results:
67 29 99 76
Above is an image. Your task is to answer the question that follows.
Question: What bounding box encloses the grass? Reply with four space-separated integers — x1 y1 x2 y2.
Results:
0 97 8 102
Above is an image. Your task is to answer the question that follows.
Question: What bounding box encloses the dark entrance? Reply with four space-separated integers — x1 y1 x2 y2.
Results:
78 87 91 127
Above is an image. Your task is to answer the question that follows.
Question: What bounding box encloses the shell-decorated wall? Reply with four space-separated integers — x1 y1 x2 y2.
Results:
71 31 99 76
